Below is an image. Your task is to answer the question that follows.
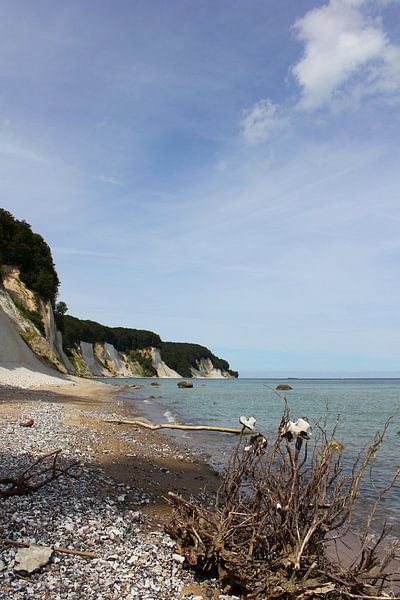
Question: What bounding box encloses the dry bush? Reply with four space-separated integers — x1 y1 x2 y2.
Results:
166 406 400 599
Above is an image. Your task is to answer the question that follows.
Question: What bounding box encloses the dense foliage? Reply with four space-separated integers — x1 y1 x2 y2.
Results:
128 350 157 377
0 208 59 303
62 315 161 353
160 342 238 378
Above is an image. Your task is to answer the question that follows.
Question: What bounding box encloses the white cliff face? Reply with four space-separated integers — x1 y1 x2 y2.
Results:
150 348 181 378
104 342 132 377
0 287 25 326
191 357 223 378
80 342 110 377
70 341 145 377
0 289 73 388
67 344 232 380
0 285 69 374
191 357 234 379
96 342 132 376
43 302 76 374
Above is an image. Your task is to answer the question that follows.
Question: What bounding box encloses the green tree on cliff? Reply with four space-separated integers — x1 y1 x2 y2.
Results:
0 208 59 304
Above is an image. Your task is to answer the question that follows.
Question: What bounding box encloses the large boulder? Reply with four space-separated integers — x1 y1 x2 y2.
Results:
177 380 193 388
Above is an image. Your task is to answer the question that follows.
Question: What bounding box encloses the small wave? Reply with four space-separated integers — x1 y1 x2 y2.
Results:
143 399 152 404
163 410 176 423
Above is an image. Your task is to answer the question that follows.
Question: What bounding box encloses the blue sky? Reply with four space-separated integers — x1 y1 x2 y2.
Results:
1 0 400 376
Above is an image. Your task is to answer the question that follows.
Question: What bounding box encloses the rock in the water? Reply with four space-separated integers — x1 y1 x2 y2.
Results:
14 545 53 575
177 381 193 388
275 384 293 391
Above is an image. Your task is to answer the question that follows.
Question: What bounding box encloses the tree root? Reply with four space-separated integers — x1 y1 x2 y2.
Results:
165 408 400 599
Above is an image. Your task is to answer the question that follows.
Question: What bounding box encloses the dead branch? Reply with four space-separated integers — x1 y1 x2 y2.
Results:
3 538 97 558
165 405 400 599
0 449 79 499
105 418 253 434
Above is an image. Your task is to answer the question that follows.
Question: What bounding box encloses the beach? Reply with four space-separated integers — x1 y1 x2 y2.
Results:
0 378 224 600
1 375 399 598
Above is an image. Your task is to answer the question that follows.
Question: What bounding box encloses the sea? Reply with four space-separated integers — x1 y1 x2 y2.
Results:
104 377 400 539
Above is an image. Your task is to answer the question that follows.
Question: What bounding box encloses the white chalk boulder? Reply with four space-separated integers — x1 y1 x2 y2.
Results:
14 545 53 575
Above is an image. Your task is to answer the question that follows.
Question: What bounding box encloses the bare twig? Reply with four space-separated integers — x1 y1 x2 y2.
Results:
3 538 97 558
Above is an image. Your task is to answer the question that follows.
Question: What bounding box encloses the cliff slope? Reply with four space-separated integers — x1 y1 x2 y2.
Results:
0 290 73 388
0 208 238 380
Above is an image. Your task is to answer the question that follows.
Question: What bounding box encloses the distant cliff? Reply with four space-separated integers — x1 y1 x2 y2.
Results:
0 209 238 379
58 314 238 379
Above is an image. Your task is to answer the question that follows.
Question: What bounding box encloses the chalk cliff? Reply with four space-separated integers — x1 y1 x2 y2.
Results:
150 348 181 378
0 269 69 374
0 267 237 380
0 285 72 388
191 357 235 379
0 209 238 380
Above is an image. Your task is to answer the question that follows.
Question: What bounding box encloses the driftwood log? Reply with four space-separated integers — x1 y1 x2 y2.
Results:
105 418 254 434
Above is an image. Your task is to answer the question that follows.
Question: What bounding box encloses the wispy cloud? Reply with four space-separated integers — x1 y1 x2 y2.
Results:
0 136 49 163
96 175 124 186
240 99 288 144
53 247 121 259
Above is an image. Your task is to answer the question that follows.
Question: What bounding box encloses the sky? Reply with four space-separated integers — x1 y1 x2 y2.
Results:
1 0 400 377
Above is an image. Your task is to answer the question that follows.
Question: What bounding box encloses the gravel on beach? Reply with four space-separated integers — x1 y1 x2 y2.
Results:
0 366 75 390
0 387 231 600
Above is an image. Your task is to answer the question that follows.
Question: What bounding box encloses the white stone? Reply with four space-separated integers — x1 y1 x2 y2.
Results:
14 545 53 575
172 553 185 564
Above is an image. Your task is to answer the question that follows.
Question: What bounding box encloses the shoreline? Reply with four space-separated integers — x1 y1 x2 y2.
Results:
0 377 220 520
114 382 235 470
0 378 222 599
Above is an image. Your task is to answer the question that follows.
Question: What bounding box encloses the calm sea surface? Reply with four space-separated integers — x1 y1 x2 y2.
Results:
105 378 400 537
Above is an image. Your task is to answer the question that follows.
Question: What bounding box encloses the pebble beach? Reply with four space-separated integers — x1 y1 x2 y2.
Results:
0 377 228 600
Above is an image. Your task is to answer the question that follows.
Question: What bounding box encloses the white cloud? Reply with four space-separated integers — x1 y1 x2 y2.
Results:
96 174 123 186
292 0 400 109
240 99 288 144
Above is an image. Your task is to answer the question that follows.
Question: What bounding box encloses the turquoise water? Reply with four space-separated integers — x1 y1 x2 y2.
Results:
106 377 400 536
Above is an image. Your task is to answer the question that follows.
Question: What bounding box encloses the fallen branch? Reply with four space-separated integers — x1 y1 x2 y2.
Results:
105 418 252 434
3 538 97 559
0 449 79 498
